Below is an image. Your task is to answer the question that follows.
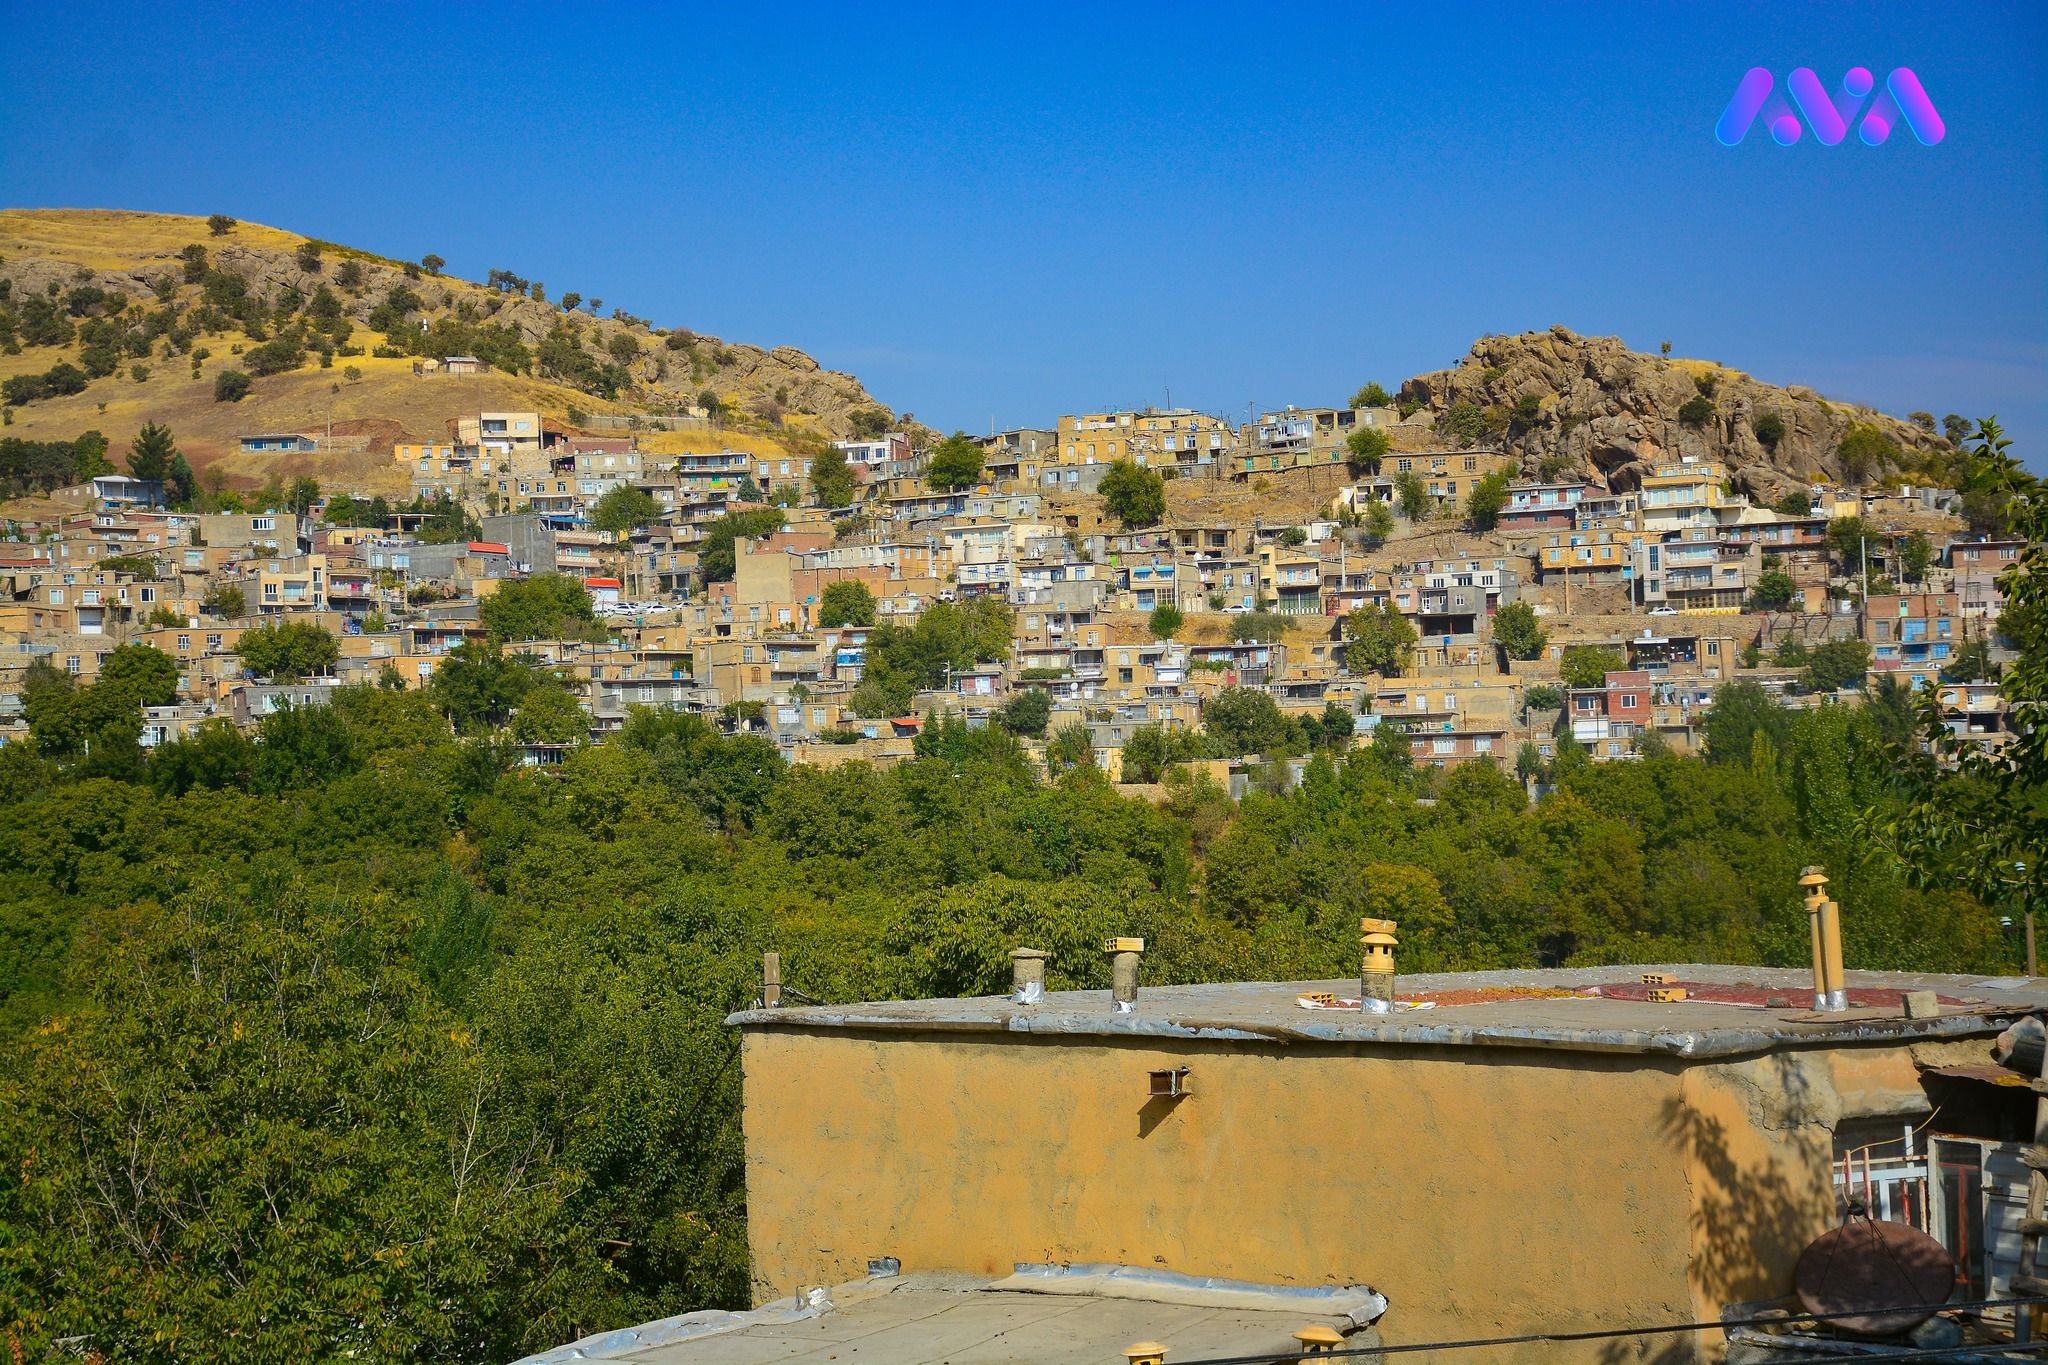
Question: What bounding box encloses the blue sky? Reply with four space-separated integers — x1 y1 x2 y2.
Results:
4 2 2044 468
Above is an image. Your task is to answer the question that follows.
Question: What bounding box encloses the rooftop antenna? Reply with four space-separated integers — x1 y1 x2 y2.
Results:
1165 381 1172 410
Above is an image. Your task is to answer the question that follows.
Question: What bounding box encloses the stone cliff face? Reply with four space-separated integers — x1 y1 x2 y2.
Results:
1399 326 1945 502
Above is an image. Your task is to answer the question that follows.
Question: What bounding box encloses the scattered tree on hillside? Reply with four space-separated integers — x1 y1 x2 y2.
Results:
1148 603 1184 640
1466 469 1511 530
1559 645 1623 689
127 422 177 483
236 621 340 681
817 580 876 628
926 433 985 492
213 369 250 402
1492 601 1546 660
481 574 607 643
1345 603 1417 677
808 443 855 509
699 507 787 583
1345 425 1389 476
206 214 236 236
1099 459 1165 527
1753 413 1786 450
590 485 660 534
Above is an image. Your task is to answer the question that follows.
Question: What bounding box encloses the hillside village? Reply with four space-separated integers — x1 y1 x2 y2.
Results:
0 213 2035 782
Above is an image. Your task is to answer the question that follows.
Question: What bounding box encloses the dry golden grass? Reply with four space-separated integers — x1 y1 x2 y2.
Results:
0 209 306 271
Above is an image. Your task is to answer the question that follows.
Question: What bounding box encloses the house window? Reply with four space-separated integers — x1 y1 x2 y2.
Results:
1621 695 1638 709
1432 738 1456 755
252 518 274 531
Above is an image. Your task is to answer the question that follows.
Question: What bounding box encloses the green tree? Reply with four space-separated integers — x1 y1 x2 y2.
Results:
1120 723 1205 782
1559 645 1624 689
512 680 589 744
926 432 985 491
1827 516 1876 572
1344 425 1390 476
1492 601 1546 660
1836 423 1899 484
808 443 856 509
995 687 1052 738
1202 686 1298 756
236 620 340 680
1750 571 1796 611
1148 602 1184 640
1753 413 1786 450
430 640 535 731
1523 683 1563 712
1344 603 1418 677
590 484 660 534
1394 470 1429 521
1446 402 1487 446
422 253 445 275
1679 395 1715 427
1802 638 1871 693
127 421 177 483
1099 459 1166 527
206 213 236 235
1045 722 1095 774
1351 382 1392 409
698 507 787 583
1942 637 1995 684
206 583 246 619
1465 468 1510 529
213 368 251 402
98 642 179 707
1363 498 1396 544
817 579 877 628
1900 531 1933 583
1771 488 1810 516
481 574 606 643
0 885 600 1362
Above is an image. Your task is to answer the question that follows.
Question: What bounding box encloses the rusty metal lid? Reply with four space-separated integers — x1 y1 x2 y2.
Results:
1794 1218 1956 1337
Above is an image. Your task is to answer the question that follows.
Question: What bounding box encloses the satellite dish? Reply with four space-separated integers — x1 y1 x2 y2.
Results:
1794 1216 1955 1338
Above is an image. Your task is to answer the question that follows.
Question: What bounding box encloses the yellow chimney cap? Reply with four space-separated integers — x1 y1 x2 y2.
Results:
1104 937 1145 954
1798 867 1829 888
1293 1323 1345 1348
1359 917 1399 934
1124 1343 1170 1364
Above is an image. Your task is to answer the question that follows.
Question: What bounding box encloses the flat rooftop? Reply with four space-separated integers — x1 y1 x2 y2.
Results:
515 1269 1384 1365
727 965 2048 1059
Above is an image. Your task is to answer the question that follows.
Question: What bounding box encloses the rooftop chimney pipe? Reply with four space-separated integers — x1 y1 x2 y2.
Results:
1010 947 1049 1004
1105 937 1144 1013
1799 867 1847 1011
1360 918 1398 1014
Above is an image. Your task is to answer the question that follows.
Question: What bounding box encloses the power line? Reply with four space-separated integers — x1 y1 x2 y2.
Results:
1160 1296 2048 1365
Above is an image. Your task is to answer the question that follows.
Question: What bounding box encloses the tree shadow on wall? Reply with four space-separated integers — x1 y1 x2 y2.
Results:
1597 1052 1833 1365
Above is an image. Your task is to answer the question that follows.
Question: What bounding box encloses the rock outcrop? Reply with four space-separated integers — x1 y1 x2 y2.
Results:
1399 326 1946 503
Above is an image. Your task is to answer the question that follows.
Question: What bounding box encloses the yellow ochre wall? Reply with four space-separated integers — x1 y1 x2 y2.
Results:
741 1027 1931 1362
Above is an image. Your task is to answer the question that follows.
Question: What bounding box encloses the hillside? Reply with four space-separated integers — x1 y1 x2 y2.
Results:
1399 326 1952 502
0 208 894 484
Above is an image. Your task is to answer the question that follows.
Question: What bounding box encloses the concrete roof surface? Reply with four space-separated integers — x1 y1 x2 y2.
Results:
518 1272 1377 1365
727 964 2048 1059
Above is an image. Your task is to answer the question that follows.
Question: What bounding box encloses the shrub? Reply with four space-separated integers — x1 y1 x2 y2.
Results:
1752 413 1787 450
1446 402 1487 445
1679 395 1716 427
206 214 236 236
213 369 251 402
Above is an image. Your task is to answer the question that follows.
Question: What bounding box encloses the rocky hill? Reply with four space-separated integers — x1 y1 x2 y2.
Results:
0 209 895 473
1398 326 1950 503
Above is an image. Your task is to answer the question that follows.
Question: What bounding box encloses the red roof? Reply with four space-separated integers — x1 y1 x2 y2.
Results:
583 577 623 589
468 541 509 554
